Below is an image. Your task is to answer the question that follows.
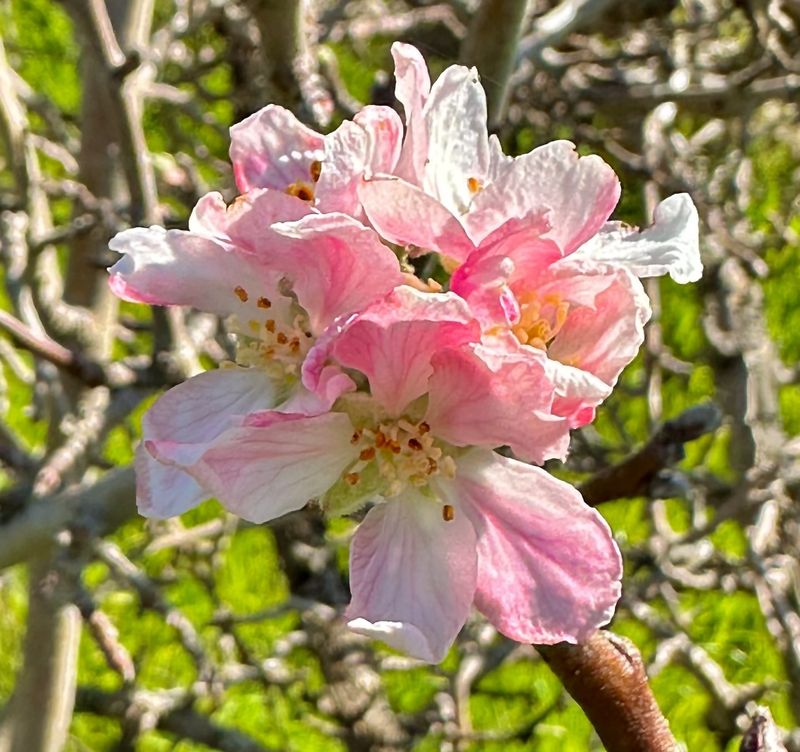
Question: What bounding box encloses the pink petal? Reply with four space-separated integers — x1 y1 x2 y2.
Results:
229 105 324 193
313 107 404 218
135 445 208 519
440 449 622 644
108 226 273 317
137 367 278 518
359 177 475 260
468 141 620 254
314 119 372 217
449 253 517 328
354 105 404 175
270 213 403 332
547 267 651 392
182 412 359 523
421 64 490 217
330 287 479 416
346 489 477 663
143 367 278 445
391 42 431 184
425 342 570 464
546 360 612 429
449 219 560 323
574 194 701 283
188 189 311 253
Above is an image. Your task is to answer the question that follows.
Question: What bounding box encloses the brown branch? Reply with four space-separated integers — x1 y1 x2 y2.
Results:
579 403 721 506
0 309 108 387
537 631 678 752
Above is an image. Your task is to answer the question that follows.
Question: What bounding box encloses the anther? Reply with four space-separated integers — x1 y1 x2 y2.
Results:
234 286 249 302
467 177 482 193
345 472 361 486
265 320 276 333
374 431 387 448
359 447 376 461
286 180 315 202
310 160 322 182
276 332 288 345
418 422 430 434
442 504 455 522
407 438 423 451
257 296 272 309
350 430 362 444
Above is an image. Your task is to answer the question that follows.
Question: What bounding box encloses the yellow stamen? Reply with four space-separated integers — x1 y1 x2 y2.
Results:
286 180 315 202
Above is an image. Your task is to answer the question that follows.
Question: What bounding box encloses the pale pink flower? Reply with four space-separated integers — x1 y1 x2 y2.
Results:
109 188 402 517
449 195 700 426
358 43 701 426
150 286 622 662
230 104 402 219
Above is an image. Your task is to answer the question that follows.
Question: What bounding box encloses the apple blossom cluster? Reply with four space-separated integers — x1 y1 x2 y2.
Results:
109 43 701 663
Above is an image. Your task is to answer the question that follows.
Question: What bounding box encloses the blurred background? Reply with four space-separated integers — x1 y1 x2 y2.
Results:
1 0 800 749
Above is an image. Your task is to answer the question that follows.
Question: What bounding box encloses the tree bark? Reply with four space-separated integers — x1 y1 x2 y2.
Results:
537 631 678 752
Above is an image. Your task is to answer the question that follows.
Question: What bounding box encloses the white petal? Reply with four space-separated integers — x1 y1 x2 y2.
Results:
423 65 490 216
575 194 701 283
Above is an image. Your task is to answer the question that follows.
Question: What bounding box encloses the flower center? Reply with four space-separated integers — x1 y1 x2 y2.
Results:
346 418 456 499
511 291 570 349
229 287 313 376
284 161 322 203
285 180 316 202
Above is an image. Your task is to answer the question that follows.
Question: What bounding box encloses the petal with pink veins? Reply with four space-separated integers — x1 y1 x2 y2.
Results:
426 342 570 464
314 119 372 217
177 411 359 523
346 489 477 663
438 448 622 644
573 194 701 283
143 367 279 445
137 367 278 517
136 445 208 519
109 226 274 317
468 141 620 253
354 105 404 175
359 177 475 260
270 213 403 333
229 105 324 193
331 287 479 416
188 190 311 252
314 107 404 217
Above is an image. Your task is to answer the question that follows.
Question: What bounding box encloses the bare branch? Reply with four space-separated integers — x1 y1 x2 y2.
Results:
537 631 678 752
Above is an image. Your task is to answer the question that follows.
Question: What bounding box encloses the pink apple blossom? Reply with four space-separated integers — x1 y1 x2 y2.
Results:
230 104 403 219
109 188 402 517
358 43 701 427
149 286 623 662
